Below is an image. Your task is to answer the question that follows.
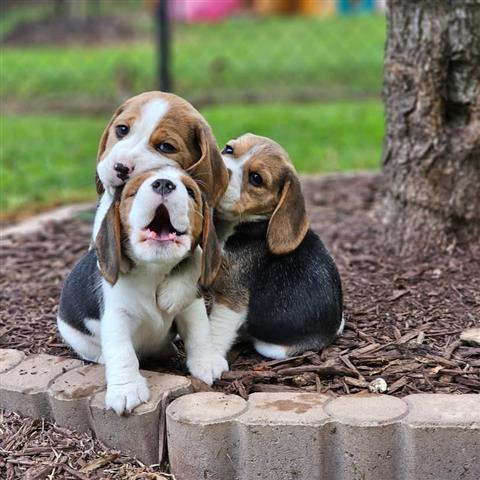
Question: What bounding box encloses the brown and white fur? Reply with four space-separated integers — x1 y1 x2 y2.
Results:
93 91 229 241
209 134 344 362
58 166 227 415
90 91 229 347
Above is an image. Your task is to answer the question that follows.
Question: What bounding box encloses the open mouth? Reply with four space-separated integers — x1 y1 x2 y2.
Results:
143 204 185 242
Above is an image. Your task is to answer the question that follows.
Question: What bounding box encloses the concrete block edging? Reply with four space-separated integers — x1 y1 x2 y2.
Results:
1 348 479 479
0 348 192 464
167 391 480 480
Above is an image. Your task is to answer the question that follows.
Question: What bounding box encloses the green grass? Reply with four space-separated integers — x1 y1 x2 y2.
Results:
1 15 385 105
1 11 385 219
0 101 383 218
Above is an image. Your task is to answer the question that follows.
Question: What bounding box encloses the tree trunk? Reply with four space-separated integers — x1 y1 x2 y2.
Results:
382 0 480 253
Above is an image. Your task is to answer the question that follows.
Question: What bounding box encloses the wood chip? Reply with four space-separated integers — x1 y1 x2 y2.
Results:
79 454 119 473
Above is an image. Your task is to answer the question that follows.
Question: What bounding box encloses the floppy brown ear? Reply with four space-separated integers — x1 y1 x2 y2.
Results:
95 105 125 195
95 192 123 285
267 172 309 255
199 200 223 287
187 121 229 207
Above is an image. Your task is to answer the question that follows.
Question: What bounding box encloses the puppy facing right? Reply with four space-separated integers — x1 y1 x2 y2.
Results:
209 133 344 361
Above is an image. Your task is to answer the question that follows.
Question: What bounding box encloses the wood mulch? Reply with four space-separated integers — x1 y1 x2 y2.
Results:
1 173 479 477
0 410 172 480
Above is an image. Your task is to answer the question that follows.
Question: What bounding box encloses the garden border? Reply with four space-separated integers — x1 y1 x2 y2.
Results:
1 349 478 480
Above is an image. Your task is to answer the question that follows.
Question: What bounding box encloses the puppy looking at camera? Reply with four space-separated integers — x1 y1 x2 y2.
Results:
209 133 344 361
58 166 227 415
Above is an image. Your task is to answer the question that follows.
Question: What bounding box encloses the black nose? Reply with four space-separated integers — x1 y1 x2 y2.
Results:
114 162 131 181
152 179 176 196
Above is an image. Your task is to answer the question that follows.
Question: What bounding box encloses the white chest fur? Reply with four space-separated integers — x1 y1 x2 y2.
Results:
101 263 177 356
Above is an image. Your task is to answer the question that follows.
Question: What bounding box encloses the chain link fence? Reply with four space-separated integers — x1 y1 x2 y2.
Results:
1 0 386 113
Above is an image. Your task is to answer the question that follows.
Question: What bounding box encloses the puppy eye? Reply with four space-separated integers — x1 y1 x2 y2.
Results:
222 145 234 155
249 172 263 187
186 187 196 199
115 124 129 139
156 142 176 154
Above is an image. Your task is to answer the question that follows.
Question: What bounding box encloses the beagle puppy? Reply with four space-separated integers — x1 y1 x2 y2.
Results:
92 90 228 314
58 166 227 415
209 134 344 361
93 91 229 241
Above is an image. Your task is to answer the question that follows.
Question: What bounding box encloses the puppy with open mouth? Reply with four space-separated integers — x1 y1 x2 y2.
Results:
58 166 227 415
209 133 344 362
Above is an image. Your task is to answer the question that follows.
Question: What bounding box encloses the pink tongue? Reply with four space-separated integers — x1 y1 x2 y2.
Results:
148 229 176 241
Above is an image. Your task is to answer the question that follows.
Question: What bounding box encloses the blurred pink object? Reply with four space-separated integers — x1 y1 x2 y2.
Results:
171 0 242 22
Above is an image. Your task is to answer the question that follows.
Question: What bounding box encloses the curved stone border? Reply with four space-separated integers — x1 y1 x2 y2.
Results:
0 349 191 464
1 203 94 238
167 391 480 480
1 349 479 479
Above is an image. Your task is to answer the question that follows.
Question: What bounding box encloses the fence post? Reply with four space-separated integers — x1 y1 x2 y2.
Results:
156 0 172 92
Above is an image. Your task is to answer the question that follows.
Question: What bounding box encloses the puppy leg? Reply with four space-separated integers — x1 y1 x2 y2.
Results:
209 302 247 359
57 317 102 363
101 309 149 416
176 298 228 385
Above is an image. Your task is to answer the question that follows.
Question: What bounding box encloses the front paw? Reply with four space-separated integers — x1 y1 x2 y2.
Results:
105 374 150 415
187 352 229 386
156 285 179 315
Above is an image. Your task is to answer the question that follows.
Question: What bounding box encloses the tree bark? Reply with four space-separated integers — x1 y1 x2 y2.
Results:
382 0 480 253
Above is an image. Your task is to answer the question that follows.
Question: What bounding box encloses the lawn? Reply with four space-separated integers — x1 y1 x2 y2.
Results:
1 15 385 106
1 11 385 220
1 100 383 219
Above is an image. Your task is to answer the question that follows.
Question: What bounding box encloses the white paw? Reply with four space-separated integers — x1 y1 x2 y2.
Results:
156 284 183 315
157 275 199 316
187 352 229 385
105 374 150 416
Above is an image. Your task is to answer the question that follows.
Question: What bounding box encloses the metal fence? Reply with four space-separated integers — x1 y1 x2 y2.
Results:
1 0 386 112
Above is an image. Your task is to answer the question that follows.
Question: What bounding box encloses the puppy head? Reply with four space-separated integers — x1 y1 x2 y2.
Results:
96 91 229 206
95 165 221 286
218 133 309 255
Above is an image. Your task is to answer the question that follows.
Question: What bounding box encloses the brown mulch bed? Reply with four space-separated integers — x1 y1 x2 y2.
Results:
0 411 174 480
1 173 479 397
1 173 479 477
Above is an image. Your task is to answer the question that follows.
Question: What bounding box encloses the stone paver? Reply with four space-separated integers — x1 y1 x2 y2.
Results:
0 349 192 465
0 353 83 418
324 395 408 480
324 393 408 425
167 391 480 480
90 370 192 465
0 348 26 374
1 348 479 479
237 393 331 480
402 394 480 480
49 363 106 433
168 392 248 480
